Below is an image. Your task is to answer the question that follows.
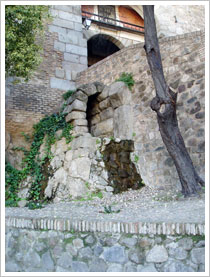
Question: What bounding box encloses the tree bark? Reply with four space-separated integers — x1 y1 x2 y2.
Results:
143 6 204 196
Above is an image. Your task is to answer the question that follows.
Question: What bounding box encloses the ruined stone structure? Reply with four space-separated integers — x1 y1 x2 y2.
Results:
5 5 205 195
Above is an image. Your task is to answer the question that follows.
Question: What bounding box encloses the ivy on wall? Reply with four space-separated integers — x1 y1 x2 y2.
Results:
5 92 75 208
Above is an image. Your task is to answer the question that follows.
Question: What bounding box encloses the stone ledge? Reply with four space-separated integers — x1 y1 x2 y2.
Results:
6 216 205 235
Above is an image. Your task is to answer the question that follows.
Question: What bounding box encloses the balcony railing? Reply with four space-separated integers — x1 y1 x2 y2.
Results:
82 11 144 34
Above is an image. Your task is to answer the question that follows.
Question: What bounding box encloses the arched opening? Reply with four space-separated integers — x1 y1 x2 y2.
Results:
86 93 100 135
88 34 121 67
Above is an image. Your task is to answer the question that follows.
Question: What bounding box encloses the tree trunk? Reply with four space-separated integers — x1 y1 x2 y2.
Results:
143 6 204 196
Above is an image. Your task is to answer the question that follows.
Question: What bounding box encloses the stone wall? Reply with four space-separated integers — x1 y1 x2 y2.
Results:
5 225 205 272
155 5 205 38
75 30 205 191
5 5 87 168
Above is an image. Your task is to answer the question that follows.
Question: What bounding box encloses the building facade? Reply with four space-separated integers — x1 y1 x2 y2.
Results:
5 5 205 172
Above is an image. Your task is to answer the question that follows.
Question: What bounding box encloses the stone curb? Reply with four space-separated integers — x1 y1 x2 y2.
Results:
6 216 205 235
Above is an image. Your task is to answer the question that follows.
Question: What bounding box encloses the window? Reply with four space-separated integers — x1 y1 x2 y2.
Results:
98 5 116 24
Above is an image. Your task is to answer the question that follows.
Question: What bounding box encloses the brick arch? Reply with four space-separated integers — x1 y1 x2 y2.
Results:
88 33 124 50
87 34 124 66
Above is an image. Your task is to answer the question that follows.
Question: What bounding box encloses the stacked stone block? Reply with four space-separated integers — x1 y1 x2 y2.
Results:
76 30 205 192
49 5 87 91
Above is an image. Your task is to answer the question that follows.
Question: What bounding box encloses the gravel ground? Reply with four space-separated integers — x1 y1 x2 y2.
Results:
6 187 205 224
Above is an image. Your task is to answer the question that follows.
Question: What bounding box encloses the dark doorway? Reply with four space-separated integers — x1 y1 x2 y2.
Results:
88 34 120 66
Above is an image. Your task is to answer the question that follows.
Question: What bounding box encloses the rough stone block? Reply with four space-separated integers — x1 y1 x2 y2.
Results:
62 61 87 73
53 5 73 13
69 157 91 180
91 118 114 137
66 44 87 56
146 245 168 263
80 56 87 65
73 126 88 134
99 98 110 110
53 17 74 29
97 86 109 101
65 70 71 80
50 77 76 91
100 107 114 121
55 68 65 78
65 111 86 122
91 114 101 125
54 40 65 52
48 25 66 35
109 81 132 108
71 261 88 272
102 246 127 264
67 90 88 105
74 22 83 32
71 136 97 150
72 119 88 126
191 248 205 264
114 105 133 140
64 99 87 113
59 32 78 45
59 11 81 23
64 53 79 63
77 83 98 96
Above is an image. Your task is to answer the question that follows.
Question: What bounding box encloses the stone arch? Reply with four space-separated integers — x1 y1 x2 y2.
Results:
87 34 123 66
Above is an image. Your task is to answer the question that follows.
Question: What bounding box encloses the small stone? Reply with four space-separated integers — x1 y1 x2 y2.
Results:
139 238 152 248
93 245 103 256
102 246 127 264
191 248 205 264
195 240 205 247
5 261 21 272
195 112 204 119
198 264 205 272
178 84 185 93
57 252 72 269
129 250 144 264
72 238 84 249
146 245 168 263
65 244 77 256
190 102 201 114
78 247 93 259
107 263 123 272
105 186 114 192
84 235 95 245
178 237 193 250
55 266 69 272
71 261 88 272
23 250 41 268
89 257 108 272
34 242 46 253
137 264 157 272
120 237 137 248
163 259 194 272
124 262 137 272
17 200 27 208
168 247 188 260
41 251 54 271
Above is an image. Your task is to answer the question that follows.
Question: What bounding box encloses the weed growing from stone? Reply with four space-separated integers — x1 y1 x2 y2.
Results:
134 155 139 163
103 205 120 214
116 72 135 91
62 90 75 100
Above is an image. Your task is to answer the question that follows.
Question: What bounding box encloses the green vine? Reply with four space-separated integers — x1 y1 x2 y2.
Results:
5 109 74 208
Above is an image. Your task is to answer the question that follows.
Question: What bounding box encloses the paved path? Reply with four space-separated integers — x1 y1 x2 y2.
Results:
6 188 205 224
